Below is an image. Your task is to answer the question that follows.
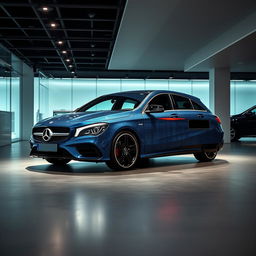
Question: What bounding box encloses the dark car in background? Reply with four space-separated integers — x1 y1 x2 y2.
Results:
231 105 256 141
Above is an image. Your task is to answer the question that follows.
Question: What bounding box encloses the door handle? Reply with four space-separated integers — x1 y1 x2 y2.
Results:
197 114 204 118
170 113 179 117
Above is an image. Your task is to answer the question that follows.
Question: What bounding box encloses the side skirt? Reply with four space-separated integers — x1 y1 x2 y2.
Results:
141 143 222 159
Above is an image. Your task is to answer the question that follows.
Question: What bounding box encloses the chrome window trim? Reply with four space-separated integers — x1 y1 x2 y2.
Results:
170 93 208 112
142 93 173 114
142 92 208 114
170 93 194 111
190 98 208 112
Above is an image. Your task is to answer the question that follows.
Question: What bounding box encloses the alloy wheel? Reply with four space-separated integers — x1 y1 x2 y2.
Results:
113 133 138 169
230 127 235 140
204 151 217 160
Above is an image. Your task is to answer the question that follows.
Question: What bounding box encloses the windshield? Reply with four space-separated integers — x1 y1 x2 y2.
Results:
76 95 142 112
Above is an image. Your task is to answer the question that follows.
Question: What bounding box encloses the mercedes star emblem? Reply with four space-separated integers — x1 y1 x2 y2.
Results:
42 128 53 142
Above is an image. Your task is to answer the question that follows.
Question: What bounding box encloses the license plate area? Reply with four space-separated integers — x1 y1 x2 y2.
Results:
38 144 58 152
189 120 210 129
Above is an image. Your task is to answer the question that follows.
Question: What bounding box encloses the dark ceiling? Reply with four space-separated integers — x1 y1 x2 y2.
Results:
1 0 256 80
0 0 126 77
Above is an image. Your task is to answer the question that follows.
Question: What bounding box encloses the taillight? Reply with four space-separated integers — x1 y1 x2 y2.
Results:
215 116 221 124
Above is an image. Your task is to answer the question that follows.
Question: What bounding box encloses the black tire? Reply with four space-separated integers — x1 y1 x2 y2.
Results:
230 127 240 142
45 158 71 165
106 131 139 171
194 151 217 162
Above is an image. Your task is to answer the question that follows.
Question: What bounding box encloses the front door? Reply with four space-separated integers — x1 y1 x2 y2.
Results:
240 107 256 136
143 94 184 154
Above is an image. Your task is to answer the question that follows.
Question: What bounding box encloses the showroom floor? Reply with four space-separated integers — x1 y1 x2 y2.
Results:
0 140 256 255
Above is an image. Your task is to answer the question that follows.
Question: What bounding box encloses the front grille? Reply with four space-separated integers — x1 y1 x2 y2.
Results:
33 135 69 143
32 126 71 143
33 127 70 133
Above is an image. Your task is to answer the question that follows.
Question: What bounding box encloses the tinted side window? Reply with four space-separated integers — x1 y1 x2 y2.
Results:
191 100 206 111
121 99 138 110
86 99 115 111
172 95 193 110
148 94 172 110
251 107 256 115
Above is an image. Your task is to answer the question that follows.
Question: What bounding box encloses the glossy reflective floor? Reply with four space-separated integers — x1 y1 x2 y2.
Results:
0 140 256 255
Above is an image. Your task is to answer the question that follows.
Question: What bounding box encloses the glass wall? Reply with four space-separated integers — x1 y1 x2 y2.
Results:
34 73 49 123
34 78 256 121
0 73 21 141
34 78 210 120
230 80 256 115
0 45 22 142
0 75 10 112
11 72 20 140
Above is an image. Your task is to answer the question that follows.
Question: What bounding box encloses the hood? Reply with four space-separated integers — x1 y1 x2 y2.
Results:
231 114 241 118
35 111 132 127
231 113 243 119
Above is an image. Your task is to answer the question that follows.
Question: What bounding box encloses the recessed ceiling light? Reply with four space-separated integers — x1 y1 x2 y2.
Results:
38 6 53 12
50 23 57 28
66 59 70 62
88 12 95 19
91 53 95 57
90 43 95 48
57 40 63 45
69 65 73 68
71 71 75 74
62 50 67 54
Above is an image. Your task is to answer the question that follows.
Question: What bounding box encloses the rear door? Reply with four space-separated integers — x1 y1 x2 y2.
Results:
170 95 211 148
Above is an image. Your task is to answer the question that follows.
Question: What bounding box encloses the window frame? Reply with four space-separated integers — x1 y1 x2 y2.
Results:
170 94 194 110
76 95 141 112
170 93 208 112
190 99 207 111
143 93 174 113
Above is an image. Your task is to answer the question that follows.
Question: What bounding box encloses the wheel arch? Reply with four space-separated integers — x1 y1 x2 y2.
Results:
111 126 142 157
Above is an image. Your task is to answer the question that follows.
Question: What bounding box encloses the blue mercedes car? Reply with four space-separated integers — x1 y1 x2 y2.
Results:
30 90 224 170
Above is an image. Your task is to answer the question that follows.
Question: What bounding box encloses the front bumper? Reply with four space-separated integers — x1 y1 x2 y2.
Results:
30 133 112 162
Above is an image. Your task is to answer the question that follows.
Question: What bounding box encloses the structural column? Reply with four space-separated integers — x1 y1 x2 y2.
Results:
209 68 230 143
21 63 34 140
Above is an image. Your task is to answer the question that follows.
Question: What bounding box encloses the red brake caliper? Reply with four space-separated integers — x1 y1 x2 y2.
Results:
115 147 121 157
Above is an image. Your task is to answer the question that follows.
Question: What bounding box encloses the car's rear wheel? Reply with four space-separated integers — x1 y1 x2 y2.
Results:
194 150 217 162
45 158 71 165
106 131 139 170
230 127 240 142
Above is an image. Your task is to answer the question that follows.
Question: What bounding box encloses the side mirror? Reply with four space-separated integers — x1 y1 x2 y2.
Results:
145 104 165 113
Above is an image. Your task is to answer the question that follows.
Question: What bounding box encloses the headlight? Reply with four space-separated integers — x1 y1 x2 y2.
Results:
74 123 108 137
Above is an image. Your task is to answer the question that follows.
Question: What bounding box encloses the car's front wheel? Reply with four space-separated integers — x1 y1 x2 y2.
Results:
45 158 71 165
106 131 139 170
194 151 217 162
230 127 240 142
